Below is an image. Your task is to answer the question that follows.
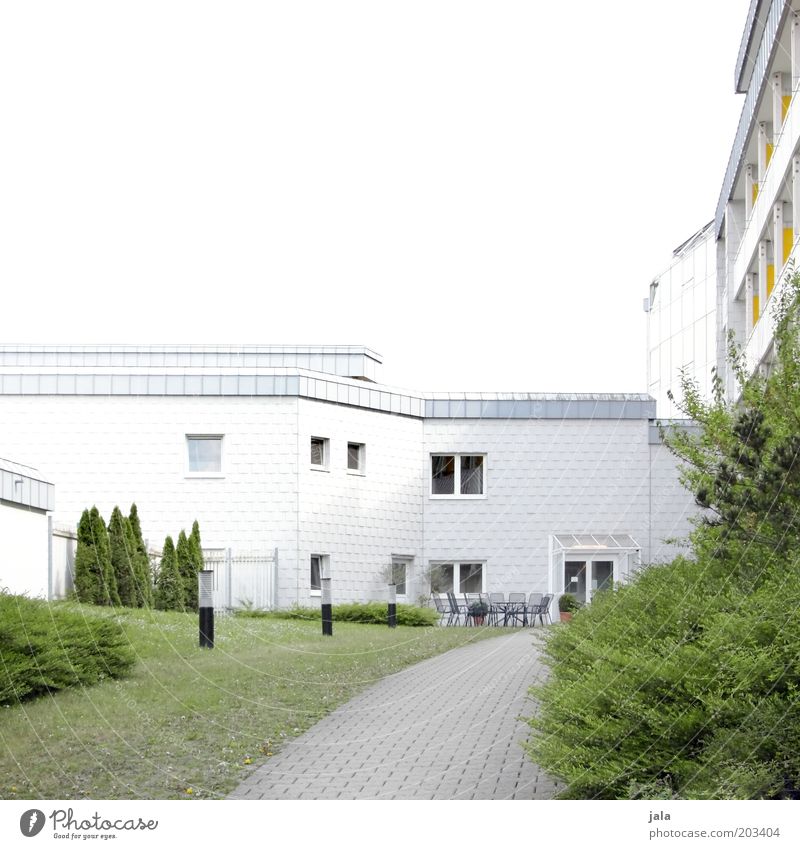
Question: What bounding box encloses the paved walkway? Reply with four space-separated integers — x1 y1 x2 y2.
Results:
228 629 559 800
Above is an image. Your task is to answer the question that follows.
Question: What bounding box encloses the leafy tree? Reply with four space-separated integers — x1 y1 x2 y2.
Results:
153 536 183 612
108 506 137 607
176 530 198 611
527 272 800 799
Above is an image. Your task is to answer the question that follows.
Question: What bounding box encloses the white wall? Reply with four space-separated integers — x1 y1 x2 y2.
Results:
423 418 696 593
294 398 424 606
0 394 697 605
0 502 49 597
0 394 300 593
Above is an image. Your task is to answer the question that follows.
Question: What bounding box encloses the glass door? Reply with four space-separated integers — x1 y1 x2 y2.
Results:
564 558 616 603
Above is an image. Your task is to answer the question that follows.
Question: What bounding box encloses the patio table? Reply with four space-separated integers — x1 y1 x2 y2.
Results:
491 599 527 627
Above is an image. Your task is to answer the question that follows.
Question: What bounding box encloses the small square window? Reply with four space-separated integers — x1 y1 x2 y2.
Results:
347 442 365 472
310 437 329 468
187 436 223 474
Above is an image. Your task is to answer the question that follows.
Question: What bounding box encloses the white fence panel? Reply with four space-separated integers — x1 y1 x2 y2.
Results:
204 549 278 613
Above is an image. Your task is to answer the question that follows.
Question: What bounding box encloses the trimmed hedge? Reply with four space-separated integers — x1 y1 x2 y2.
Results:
526 556 800 799
0 594 135 704
237 602 439 627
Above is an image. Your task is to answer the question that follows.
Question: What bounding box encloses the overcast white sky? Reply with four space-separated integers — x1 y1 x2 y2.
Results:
1 1 751 393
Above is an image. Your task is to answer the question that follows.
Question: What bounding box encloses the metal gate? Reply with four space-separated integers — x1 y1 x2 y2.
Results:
203 548 278 613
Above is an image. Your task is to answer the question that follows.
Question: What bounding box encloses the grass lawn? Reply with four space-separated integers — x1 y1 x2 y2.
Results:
0 604 504 800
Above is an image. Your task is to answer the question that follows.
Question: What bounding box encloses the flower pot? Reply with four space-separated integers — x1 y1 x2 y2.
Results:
559 612 573 622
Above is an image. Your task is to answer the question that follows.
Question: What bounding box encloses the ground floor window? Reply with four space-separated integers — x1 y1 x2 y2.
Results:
310 554 328 595
429 561 485 594
391 557 409 596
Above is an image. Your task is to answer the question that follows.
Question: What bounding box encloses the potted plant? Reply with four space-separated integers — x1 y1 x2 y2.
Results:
558 593 579 622
468 599 489 626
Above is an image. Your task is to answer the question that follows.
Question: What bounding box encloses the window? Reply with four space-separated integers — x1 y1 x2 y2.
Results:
310 437 329 468
186 435 223 474
391 558 409 595
431 454 485 496
430 562 484 593
347 442 365 472
310 554 326 594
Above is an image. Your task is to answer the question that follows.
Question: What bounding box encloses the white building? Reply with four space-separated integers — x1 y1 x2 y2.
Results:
645 221 717 418
0 345 695 609
716 1 800 391
0 456 54 598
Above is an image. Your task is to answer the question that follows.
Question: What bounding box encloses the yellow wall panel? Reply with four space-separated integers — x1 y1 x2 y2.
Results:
766 143 774 166
767 264 775 298
784 94 792 122
785 228 794 265
754 294 760 321
753 183 760 204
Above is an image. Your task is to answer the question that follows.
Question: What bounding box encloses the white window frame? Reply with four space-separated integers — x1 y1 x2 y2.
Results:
429 561 487 594
310 436 330 471
430 453 487 499
310 553 328 596
347 442 366 475
185 434 224 478
391 556 411 598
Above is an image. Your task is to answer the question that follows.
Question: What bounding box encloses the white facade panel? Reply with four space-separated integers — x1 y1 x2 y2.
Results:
295 399 424 606
0 502 49 597
422 419 693 595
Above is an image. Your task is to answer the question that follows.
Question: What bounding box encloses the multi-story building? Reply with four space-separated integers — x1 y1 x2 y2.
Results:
0 345 694 609
648 2 800 412
645 221 717 417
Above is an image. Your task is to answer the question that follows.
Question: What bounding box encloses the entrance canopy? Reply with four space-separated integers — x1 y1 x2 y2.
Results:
549 533 641 601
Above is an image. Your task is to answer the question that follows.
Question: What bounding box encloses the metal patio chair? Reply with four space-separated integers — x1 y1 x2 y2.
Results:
489 592 505 626
446 591 464 626
505 592 527 626
431 593 452 626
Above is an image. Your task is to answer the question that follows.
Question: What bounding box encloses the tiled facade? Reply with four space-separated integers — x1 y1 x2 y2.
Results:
0 345 696 608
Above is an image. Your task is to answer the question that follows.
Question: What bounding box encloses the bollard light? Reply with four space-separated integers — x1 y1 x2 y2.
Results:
321 575 333 636
388 583 397 628
199 569 214 649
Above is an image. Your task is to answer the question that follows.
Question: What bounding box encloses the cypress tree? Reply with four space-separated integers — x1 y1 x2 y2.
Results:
154 536 183 612
108 507 136 607
73 508 100 604
189 520 205 572
90 507 119 607
176 530 198 611
128 503 153 607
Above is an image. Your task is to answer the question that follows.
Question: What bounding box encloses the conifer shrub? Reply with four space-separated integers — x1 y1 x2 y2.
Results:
154 536 183 612
108 507 137 607
0 593 135 703
128 504 153 608
175 530 198 612
73 507 119 606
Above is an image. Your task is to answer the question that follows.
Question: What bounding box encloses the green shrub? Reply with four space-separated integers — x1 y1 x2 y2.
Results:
237 602 438 627
526 555 800 799
558 593 579 613
154 536 184 612
0 594 135 703
73 507 120 606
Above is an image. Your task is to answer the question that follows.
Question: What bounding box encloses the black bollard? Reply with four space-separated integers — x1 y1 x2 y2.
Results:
199 569 214 649
388 583 397 628
321 576 333 636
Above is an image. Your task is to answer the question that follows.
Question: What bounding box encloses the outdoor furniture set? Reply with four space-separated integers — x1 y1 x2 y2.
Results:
432 591 553 627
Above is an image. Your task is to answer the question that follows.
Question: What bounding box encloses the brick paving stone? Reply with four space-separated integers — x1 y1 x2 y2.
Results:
228 629 559 800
